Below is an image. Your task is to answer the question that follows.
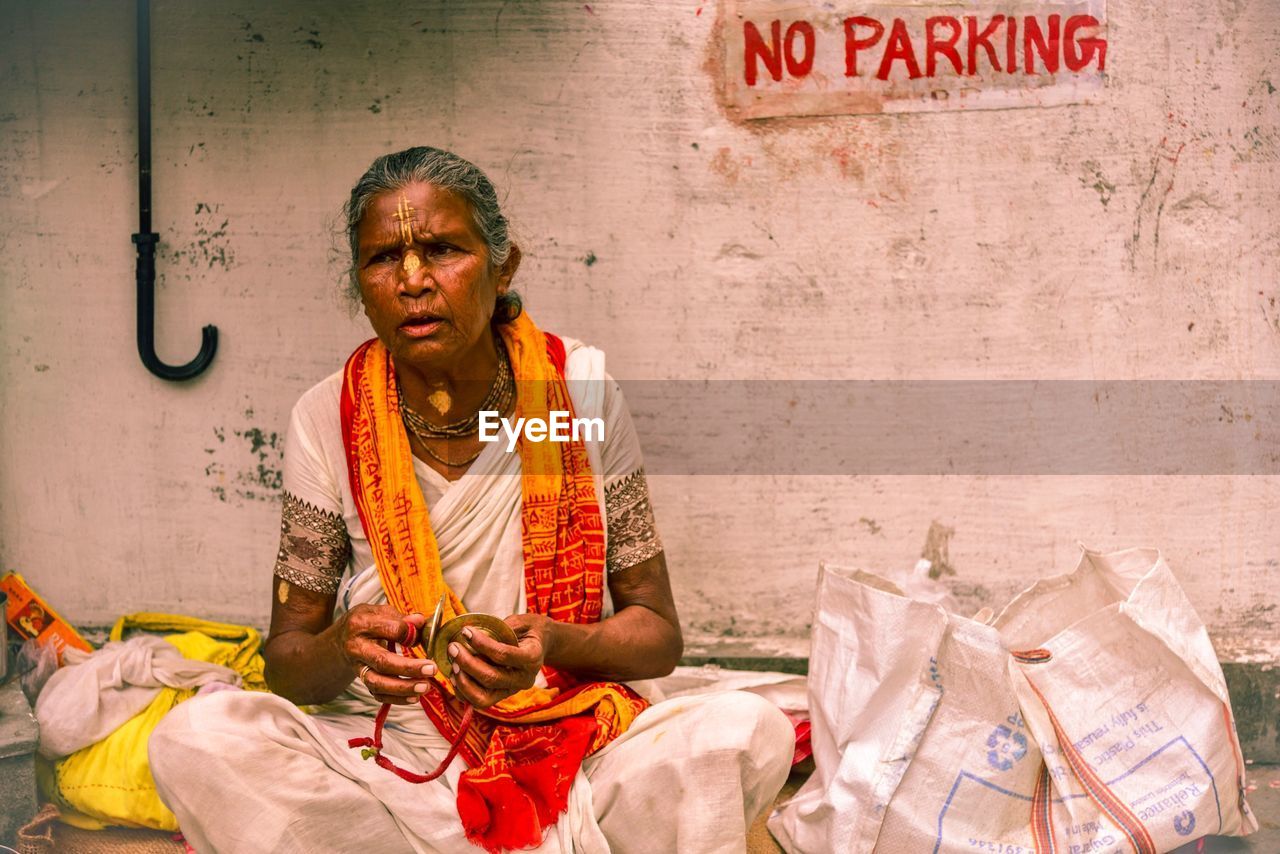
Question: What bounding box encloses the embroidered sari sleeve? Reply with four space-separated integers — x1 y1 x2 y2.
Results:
604 468 663 573
598 375 664 574
274 388 351 595
274 493 351 594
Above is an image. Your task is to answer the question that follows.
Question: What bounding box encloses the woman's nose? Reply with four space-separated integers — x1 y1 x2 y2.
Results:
398 252 433 296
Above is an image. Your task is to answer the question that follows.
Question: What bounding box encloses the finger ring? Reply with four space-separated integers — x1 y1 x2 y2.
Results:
358 664 372 682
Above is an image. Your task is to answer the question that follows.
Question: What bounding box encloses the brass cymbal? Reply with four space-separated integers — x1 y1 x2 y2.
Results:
429 613 519 675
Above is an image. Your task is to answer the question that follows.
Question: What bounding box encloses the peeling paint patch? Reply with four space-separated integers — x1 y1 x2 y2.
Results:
294 27 323 50
717 242 761 260
203 422 283 503
1233 78 1279 162
583 251 597 267
1218 404 1254 424
1242 125 1277 159
1079 160 1115 207
718 614 744 637
160 203 236 273
239 19 265 43
236 427 283 495
186 96 216 117
921 520 956 579
194 212 233 268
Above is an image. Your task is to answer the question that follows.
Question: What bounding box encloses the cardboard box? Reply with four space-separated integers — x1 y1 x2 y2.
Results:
1 572 93 664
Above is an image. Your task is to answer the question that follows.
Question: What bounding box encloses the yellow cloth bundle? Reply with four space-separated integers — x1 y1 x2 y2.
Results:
39 613 267 831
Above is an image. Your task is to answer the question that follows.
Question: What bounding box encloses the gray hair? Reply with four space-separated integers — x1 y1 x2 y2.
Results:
342 146 521 323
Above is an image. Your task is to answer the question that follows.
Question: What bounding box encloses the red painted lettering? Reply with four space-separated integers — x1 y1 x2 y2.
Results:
1024 15 1061 75
876 18 923 81
1064 15 1107 72
925 16 962 77
784 21 816 78
744 20 783 86
1006 15 1018 74
967 15 1004 74
843 16 885 77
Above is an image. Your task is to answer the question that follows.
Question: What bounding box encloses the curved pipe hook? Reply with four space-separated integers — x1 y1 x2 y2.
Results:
134 0 217 381
134 232 218 381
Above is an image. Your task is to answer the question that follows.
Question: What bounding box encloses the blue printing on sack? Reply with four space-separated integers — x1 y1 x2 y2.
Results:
931 736 1221 854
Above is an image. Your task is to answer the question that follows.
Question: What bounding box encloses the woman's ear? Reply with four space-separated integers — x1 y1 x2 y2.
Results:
496 245 522 295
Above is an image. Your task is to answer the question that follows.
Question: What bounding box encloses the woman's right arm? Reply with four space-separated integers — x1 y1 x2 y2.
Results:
264 390 434 706
263 580 432 706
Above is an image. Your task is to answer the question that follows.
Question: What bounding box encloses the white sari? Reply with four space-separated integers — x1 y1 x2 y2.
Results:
149 339 794 853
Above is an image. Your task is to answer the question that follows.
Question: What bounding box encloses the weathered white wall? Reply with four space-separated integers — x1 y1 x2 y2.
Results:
0 1 1276 660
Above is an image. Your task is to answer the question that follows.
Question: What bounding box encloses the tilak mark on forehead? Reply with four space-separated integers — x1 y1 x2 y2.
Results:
395 193 423 276
394 194 415 244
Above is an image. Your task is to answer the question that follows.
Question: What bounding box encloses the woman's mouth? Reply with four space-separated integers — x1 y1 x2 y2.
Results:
399 315 445 337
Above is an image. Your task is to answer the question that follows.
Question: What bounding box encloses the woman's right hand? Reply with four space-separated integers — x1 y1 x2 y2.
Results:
336 605 435 705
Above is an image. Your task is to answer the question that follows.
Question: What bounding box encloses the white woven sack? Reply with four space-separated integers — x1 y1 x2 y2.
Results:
769 548 1256 853
769 563 1047 852
999 547 1256 852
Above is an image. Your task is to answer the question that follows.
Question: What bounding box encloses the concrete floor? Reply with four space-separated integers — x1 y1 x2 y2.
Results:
5 658 1277 852
8 766 1279 851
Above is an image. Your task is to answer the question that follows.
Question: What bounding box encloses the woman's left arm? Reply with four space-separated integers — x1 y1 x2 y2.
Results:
449 371 682 707
448 554 682 707
535 552 684 680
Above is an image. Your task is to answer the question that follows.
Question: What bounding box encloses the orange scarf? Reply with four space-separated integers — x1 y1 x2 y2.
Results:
340 313 648 852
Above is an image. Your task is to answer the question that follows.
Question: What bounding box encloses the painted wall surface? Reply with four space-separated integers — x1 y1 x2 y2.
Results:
0 1 1276 662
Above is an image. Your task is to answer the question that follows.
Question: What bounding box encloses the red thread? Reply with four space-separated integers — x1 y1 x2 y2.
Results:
348 636 474 783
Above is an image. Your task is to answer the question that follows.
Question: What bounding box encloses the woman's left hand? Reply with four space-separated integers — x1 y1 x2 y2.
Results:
447 613 552 709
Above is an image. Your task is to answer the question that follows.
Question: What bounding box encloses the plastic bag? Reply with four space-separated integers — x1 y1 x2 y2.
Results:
36 634 240 759
768 547 1255 853
1001 548 1255 851
17 637 60 706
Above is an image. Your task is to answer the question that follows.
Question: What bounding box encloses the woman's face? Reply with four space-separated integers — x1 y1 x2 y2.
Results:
355 181 516 374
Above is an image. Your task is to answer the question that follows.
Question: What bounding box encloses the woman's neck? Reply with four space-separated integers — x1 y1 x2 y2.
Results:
395 334 501 424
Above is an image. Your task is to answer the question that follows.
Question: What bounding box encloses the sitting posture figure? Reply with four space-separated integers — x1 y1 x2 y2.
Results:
149 146 794 853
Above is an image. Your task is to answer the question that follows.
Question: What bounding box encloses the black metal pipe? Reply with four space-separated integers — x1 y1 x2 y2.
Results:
137 0 151 236
134 0 217 381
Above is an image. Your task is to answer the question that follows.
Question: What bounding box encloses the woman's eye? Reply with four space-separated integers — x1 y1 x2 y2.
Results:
369 251 396 265
425 243 458 258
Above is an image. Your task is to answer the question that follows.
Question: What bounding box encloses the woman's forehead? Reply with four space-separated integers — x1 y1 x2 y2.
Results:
360 182 474 239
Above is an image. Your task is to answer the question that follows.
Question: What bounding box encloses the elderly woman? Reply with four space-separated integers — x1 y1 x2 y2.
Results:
148 146 794 853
